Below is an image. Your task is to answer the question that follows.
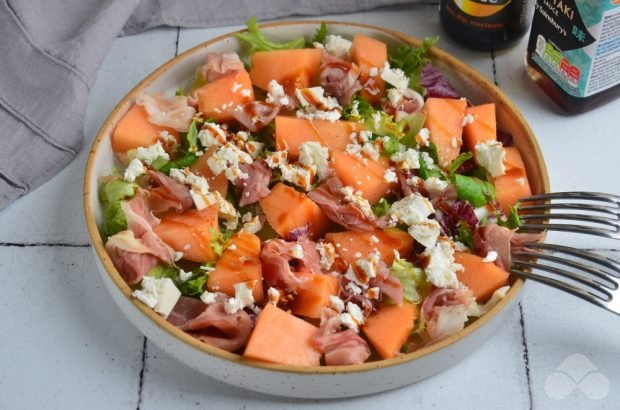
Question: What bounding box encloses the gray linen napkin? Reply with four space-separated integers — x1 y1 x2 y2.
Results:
0 0 420 210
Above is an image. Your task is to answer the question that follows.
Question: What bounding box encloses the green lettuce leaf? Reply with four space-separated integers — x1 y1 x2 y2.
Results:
397 111 427 148
158 152 198 174
447 152 473 176
100 180 136 204
236 17 306 53
497 203 522 229
371 198 390 217
105 201 128 236
453 174 496 208
311 22 328 44
454 222 474 251
390 258 430 304
388 36 438 91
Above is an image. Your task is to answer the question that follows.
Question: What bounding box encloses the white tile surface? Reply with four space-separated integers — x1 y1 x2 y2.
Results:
0 247 144 409
1 3 620 410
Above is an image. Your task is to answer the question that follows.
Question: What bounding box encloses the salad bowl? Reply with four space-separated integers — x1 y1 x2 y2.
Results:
83 21 549 398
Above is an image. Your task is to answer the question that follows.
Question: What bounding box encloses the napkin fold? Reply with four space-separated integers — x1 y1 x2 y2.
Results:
0 0 419 210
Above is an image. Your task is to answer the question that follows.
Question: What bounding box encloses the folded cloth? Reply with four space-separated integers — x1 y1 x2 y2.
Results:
0 0 420 210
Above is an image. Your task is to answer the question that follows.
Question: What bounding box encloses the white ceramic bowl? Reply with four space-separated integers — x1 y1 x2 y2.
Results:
83 21 549 398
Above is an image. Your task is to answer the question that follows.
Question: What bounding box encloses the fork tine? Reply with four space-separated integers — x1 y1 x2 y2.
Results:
509 268 611 311
519 213 620 227
520 192 620 204
512 250 619 290
511 258 614 294
519 203 620 215
518 223 620 240
516 242 620 274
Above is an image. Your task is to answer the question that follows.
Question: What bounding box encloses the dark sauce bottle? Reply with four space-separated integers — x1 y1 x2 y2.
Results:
439 0 534 51
525 0 620 114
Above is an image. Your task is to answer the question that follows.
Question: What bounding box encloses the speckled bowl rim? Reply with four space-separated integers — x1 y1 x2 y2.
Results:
83 20 550 375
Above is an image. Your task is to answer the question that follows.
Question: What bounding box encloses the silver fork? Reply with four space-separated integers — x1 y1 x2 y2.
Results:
517 191 620 239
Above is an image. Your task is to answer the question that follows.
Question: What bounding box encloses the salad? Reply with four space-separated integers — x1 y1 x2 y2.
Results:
99 19 538 367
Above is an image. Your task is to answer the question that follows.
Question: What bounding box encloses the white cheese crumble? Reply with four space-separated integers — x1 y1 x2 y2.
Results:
178 269 193 282
417 127 430 146
296 109 342 122
289 243 305 259
389 193 435 226
265 150 288 169
482 251 498 263
124 158 146 183
265 80 290 106
280 163 316 191
299 141 330 180
408 219 441 249
267 287 280 306
295 86 342 122
316 242 337 270
384 168 398 183
241 214 263 234
474 206 493 222
324 34 353 58
340 302 365 332
380 62 410 90
368 67 379 77
224 281 256 315
423 176 448 197
367 287 380 300
133 277 181 318
245 140 264 159
361 142 381 161
462 113 476 126
329 295 345 313
207 142 253 182
197 123 228 148
353 251 380 284
475 140 506 177
423 239 462 289
420 151 435 169
391 148 420 170
341 186 374 219
135 142 169 165
240 89 252 97
387 88 404 105
199 290 219 305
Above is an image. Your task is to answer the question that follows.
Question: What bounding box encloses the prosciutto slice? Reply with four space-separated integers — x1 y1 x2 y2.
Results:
146 170 193 214
136 94 196 132
420 287 476 341
260 239 322 292
319 51 362 106
370 261 404 306
227 101 281 132
202 52 244 82
481 223 543 269
312 309 370 366
382 88 425 121
167 296 253 352
106 196 175 284
234 159 271 207
307 176 376 232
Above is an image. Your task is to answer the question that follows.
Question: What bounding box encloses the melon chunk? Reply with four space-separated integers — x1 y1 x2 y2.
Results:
455 251 509 301
363 303 417 359
290 273 339 319
259 183 329 239
330 150 394 204
207 232 264 303
423 98 467 168
463 103 496 152
195 69 254 122
249 49 322 92
112 104 178 153
350 34 387 104
243 304 321 366
189 146 228 197
153 206 219 263
275 116 363 159
325 228 413 266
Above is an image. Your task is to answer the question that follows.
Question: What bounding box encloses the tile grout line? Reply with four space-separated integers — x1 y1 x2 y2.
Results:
136 337 148 410
175 26 181 56
518 303 534 410
0 242 91 248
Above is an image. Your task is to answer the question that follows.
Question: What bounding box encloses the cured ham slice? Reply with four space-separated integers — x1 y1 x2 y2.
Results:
227 101 281 132
319 51 362 106
202 52 244 82
234 159 271 207
145 171 193 214
307 175 376 232
261 239 322 292
312 308 370 365
136 94 196 132
420 287 475 341
167 296 253 352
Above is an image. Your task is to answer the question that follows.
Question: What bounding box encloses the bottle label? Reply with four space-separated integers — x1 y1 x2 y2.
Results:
443 0 529 32
528 0 620 97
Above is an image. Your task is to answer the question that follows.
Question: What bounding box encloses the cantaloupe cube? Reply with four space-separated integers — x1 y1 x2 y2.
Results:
350 34 387 104
363 303 417 359
423 98 467 169
290 273 339 319
111 104 178 153
455 251 509 301
243 304 322 366
195 69 254 122
330 150 393 204
249 49 323 91
463 103 496 152
207 232 264 303
325 228 413 266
